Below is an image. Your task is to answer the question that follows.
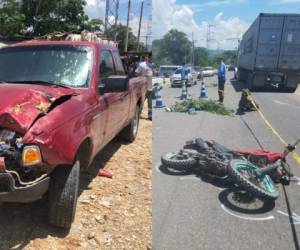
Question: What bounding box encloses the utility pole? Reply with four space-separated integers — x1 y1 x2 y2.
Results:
104 0 109 32
124 0 131 53
206 23 215 50
145 14 152 51
137 0 144 52
191 32 195 67
104 0 120 40
115 0 119 26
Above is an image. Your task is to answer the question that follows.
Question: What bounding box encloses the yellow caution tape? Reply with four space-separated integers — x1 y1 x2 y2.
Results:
248 95 300 165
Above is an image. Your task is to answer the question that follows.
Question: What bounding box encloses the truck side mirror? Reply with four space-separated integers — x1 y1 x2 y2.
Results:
98 75 129 93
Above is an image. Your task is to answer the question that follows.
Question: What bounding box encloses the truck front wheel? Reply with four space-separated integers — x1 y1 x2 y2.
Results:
120 105 140 142
48 160 80 228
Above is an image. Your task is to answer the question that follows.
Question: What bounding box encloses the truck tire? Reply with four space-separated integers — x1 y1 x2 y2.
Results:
285 86 297 93
120 105 140 142
246 72 253 90
48 160 80 228
237 67 243 82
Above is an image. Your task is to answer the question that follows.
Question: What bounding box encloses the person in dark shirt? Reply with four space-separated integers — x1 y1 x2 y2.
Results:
218 58 226 103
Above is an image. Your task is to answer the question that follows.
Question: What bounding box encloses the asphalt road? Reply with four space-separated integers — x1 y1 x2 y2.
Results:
153 72 300 250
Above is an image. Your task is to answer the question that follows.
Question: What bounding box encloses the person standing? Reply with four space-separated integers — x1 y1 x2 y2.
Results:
135 55 153 120
181 64 189 95
218 58 226 103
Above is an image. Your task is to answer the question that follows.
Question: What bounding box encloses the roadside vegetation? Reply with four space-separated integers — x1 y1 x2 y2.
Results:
172 99 234 116
0 0 145 53
153 29 237 67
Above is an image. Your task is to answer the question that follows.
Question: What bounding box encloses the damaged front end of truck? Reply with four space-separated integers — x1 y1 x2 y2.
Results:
0 87 76 202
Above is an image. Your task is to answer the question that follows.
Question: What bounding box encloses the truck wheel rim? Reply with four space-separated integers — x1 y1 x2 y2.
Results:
133 108 139 135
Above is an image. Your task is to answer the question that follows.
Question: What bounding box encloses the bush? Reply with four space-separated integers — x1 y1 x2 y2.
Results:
172 99 234 116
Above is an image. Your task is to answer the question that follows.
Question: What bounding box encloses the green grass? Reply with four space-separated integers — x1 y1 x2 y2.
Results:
172 99 234 116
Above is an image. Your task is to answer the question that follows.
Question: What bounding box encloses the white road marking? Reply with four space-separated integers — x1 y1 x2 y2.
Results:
179 176 199 181
221 204 274 221
277 210 300 224
290 176 300 186
274 100 287 105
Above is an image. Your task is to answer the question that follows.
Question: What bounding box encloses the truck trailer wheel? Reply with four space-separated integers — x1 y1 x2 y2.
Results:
246 72 253 90
120 105 140 142
285 86 297 93
48 160 80 228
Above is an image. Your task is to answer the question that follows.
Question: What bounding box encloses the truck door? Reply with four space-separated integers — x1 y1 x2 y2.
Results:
99 49 125 144
112 50 130 125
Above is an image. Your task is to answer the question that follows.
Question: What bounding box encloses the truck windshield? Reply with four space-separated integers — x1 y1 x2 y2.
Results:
0 45 93 88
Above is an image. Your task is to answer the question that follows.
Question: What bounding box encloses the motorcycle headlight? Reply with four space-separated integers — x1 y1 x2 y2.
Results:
22 145 42 166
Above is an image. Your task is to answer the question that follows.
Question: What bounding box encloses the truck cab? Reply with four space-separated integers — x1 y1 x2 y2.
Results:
0 39 147 228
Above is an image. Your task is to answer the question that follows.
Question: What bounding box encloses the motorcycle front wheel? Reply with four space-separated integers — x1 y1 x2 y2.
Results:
161 151 197 170
228 159 279 201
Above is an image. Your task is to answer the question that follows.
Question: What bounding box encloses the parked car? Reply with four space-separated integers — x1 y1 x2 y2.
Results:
159 65 181 77
170 67 198 87
201 66 215 77
0 40 147 228
228 64 236 71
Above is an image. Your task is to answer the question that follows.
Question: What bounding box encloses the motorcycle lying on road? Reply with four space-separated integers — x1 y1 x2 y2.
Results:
161 138 299 201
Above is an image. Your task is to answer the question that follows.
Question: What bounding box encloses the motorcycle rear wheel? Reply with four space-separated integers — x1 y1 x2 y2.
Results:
161 151 197 170
228 160 279 201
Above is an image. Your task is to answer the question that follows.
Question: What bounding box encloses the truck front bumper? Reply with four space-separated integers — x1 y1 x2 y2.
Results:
0 158 50 203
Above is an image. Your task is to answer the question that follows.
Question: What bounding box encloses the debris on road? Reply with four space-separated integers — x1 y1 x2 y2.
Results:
237 89 259 114
98 169 113 178
170 99 234 116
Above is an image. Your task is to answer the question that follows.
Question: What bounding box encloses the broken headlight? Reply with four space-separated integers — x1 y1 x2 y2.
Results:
22 145 42 166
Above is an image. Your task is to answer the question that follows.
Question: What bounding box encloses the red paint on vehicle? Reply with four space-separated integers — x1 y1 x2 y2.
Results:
0 83 76 133
0 40 147 168
236 149 285 163
0 157 6 172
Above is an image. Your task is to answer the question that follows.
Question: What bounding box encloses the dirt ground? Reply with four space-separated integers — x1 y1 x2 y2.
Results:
0 105 152 250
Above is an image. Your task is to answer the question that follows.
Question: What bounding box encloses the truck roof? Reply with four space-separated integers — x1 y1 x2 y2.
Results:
3 40 117 51
259 13 300 17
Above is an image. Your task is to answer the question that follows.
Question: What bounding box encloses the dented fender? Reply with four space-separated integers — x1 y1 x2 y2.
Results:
23 93 96 166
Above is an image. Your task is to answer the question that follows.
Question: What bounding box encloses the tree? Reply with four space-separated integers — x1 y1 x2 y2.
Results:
153 29 192 65
0 0 25 39
105 24 145 54
84 18 103 33
21 0 88 36
222 50 237 65
194 47 209 67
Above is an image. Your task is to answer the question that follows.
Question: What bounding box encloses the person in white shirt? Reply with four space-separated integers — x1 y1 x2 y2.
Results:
135 56 153 120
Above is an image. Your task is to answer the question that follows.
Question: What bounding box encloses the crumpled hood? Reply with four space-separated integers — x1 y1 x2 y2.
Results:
0 83 76 133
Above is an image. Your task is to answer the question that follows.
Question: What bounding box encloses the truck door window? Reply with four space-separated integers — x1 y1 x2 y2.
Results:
99 50 115 81
113 51 125 75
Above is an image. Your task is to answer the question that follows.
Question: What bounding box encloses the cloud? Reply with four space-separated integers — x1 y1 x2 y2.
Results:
203 0 248 7
85 0 106 20
84 0 150 43
153 0 249 50
271 0 300 3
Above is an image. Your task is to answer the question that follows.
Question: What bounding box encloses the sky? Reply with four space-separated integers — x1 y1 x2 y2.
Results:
84 0 152 44
153 0 300 50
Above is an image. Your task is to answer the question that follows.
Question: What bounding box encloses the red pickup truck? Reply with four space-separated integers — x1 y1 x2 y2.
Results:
0 40 147 227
